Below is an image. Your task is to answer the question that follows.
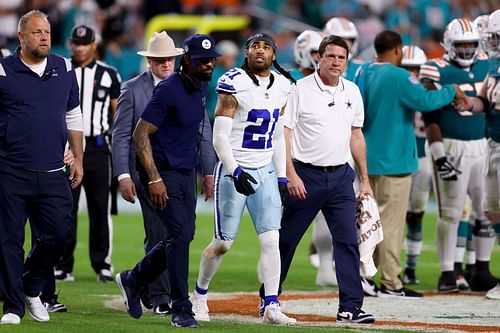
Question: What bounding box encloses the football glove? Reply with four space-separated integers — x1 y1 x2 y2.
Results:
435 157 461 181
278 177 288 205
231 166 257 196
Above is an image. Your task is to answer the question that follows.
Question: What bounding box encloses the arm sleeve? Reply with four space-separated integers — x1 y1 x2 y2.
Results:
109 69 122 99
111 81 134 177
272 115 286 178
67 69 80 111
213 116 238 174
66 106 83 131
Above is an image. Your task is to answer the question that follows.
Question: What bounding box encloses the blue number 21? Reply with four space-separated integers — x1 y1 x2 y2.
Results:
242 108 280 149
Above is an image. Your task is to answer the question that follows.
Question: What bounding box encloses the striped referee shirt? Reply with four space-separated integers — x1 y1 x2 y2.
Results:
73 58 121 137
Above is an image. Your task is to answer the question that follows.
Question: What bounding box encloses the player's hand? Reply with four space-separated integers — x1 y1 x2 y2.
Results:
119 177 136 203
64 149 74 165
149 180 168 209
231 167 257 196
435 156 462 181
277 177 288 205
201 175 214 201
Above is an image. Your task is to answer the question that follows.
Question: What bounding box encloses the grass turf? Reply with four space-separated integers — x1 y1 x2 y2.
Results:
4 208 499 332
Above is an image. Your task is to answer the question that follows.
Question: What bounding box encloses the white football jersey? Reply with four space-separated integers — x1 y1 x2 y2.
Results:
216 67 291 168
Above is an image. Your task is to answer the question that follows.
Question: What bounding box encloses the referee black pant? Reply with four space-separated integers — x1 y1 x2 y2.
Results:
56 137 113 274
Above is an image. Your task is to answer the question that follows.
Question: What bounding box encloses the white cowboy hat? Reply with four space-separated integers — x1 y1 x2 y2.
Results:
137 31 184 57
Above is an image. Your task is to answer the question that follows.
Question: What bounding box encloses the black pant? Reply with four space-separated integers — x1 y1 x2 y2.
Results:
56 137 112 274
131 168 196 313
0 166 72 317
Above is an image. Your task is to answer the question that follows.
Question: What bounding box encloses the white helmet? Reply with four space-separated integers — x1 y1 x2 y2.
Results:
443 18 480 67
474 14 490 54
401 45 427 67
294 30 324 70
323 17 358 59
486 9 500 58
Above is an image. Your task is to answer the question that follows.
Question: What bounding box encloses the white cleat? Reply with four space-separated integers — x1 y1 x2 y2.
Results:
263 302 297 325
25 296 49 322
486 283 500 300
316 265 338 287
0 313 21 325
191 291 210 321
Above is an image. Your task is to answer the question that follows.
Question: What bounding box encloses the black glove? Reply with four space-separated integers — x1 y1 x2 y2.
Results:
435 156 462 181
231 167 257 196
278 178 288 205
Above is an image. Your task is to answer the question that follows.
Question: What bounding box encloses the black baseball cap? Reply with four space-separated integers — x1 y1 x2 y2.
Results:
69 25 95 44
183 34 221 59
245 32 277 52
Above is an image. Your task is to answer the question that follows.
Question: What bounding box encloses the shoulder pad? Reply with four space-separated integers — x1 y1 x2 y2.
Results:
270 69 291 92
216 67 253 94
419 62 441 82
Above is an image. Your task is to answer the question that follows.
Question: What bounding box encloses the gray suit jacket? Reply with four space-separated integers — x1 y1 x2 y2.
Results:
112 71 216 181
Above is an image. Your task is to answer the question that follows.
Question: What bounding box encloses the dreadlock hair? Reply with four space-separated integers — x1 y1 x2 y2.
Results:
177 55 190 74
241 58 296 86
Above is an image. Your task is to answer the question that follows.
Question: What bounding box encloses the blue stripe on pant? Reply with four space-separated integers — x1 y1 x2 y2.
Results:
0 165 72 317
130 169 195 313
278 162 364 311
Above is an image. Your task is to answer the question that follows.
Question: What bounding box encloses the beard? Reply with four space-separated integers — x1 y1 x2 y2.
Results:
31 46 50 60
197 71 213 81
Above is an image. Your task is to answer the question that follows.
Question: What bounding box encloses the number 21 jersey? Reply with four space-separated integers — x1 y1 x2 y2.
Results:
216 67 291 168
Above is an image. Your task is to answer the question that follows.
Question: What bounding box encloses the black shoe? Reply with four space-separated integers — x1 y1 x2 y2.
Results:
337 307 375 324
115 270 142 319
154 303 171 316
171 309 199 328
437 271 458 293
377 284 423 298
469 271 499 291
98 269 114 283
138 287 153 310
360 276 378 296
40 294 68 313
402 268 420 285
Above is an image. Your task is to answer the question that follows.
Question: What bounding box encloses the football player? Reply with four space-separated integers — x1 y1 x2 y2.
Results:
420 18 495 292
191 33 297 324
323 17 363 81
399 45 431 285
460 9 500 300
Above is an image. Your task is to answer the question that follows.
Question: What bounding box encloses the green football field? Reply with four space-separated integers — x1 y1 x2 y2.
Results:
5 208 499 332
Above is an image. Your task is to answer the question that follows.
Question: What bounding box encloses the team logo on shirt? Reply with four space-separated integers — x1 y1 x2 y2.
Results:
345 99 352 109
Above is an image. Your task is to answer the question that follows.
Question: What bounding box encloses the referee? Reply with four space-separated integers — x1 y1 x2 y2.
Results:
55 25 121 283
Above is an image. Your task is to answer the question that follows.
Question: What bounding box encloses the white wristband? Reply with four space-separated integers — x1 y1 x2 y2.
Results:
429 141 446 160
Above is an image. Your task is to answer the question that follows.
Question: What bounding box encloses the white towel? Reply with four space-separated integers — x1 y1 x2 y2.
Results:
356 196 383 278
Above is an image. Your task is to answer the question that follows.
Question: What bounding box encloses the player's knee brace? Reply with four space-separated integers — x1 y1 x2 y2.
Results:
258 230 279 250
473 219 495 238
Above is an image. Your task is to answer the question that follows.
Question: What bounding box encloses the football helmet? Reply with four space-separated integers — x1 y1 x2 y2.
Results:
443 18 480 67
294 30 323 70
486 9 500 58
323 17 359 59
474 14 490 54
401 45 427 67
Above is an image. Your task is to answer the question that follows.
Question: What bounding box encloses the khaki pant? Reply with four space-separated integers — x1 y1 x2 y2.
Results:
370 175 412 290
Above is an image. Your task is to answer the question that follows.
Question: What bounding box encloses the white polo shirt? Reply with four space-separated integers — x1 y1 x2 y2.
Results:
284 71 364 166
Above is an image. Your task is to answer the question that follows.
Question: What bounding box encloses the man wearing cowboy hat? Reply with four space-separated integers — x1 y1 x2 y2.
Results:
112 32 216 318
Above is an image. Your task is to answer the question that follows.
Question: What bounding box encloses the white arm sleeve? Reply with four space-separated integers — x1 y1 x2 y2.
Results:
272 116 286 178
66 106 83 131
213 116 238 175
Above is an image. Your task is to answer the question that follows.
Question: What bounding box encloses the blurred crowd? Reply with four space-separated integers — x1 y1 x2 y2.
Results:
1 0 498 82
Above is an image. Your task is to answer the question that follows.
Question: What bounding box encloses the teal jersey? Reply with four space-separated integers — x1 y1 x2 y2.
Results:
359 63 455 175
485 59 500 143
344 59 363 81
419 56 489 140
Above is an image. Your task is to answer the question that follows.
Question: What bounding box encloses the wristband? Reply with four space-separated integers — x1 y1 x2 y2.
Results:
148 178 163 186
278 177 288 183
